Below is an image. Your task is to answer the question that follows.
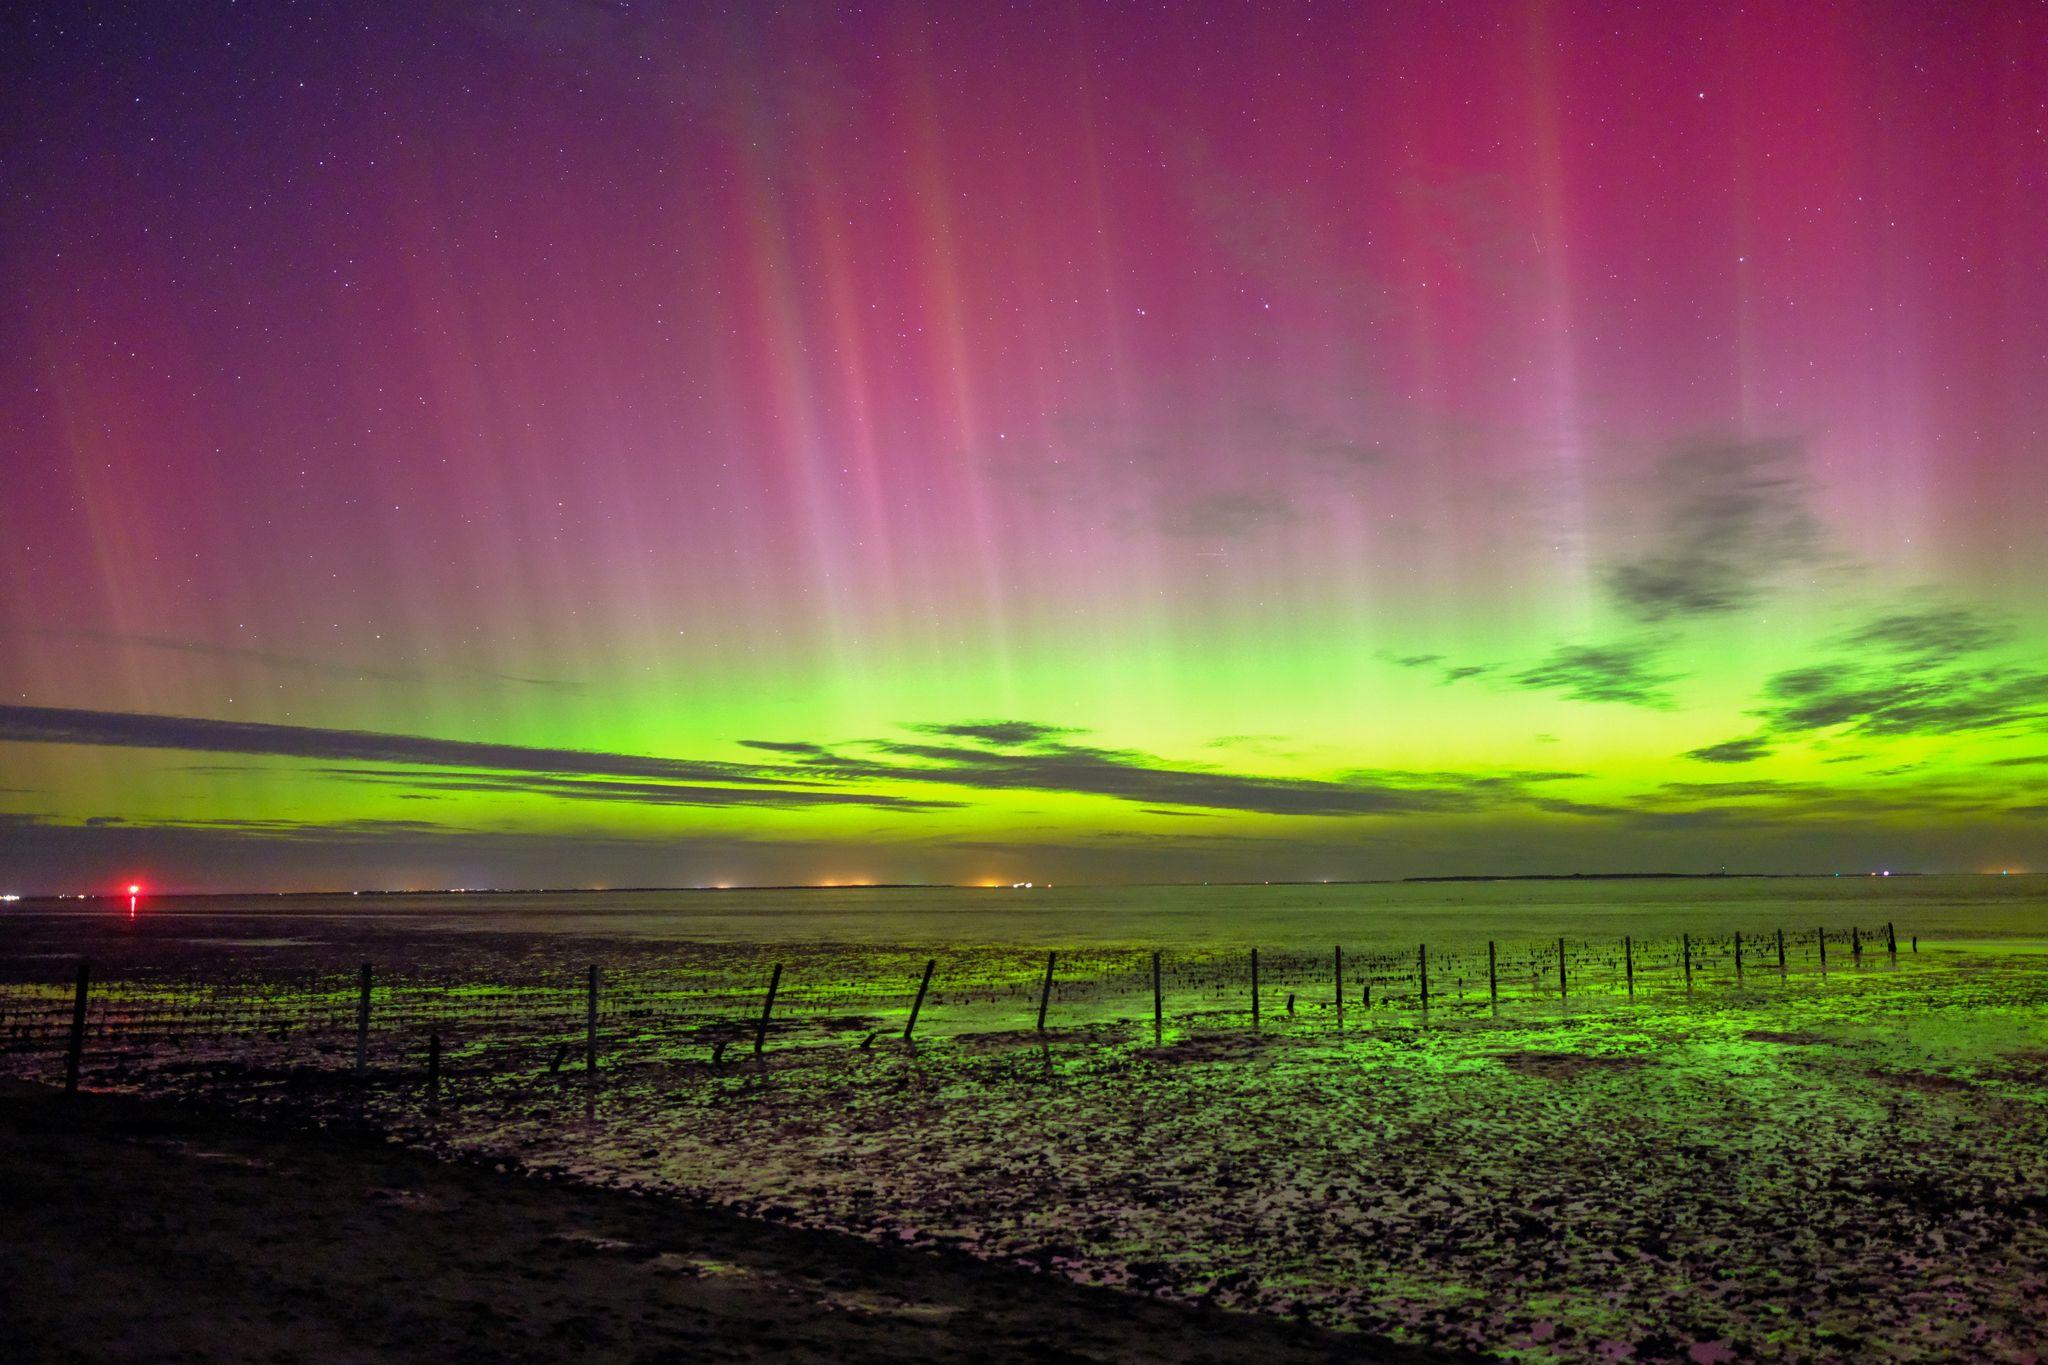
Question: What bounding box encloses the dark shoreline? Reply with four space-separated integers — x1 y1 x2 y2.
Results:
0 1081 1473 1364
7 868 1991 906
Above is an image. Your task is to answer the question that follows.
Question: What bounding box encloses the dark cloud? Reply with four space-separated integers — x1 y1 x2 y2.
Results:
1512 643 1676 707
1605 438 1818 623
1 704 1602 824
0 705 800 786
1840 606 2014 665
316 768 957 811
1384 652 1497 686
770 728 1587 819
1754 663 2048 739
1685 736 1774 764
913 720 1073 747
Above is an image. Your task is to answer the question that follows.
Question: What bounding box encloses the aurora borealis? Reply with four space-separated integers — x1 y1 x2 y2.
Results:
2 1 2044 891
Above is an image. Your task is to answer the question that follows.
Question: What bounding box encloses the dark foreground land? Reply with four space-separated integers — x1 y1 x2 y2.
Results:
0 1082 1463 1365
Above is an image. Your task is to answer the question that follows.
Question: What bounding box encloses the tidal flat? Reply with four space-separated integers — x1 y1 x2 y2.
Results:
4 881 2045 1362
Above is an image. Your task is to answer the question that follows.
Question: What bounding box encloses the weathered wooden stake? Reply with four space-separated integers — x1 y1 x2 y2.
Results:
1035 950 1056 1032
1817 927 1828 971
585 963 600 1074
1734 932 1744 982
354 962 372 1075
1333 946 1344 1029
1487 940 1499 1006
1682 933 1693 990
755 962 782 1056
1623 935 1635 997
64 961 91 1095
1777 927 1787 976
1557 936 1568 1000
1418 943 1430 1010
1249 947 1260 1027
1886 921 1898 960
904 958 935 1041
1851 925 1862 963
1153 950 1164 1043
1912 935 1918 953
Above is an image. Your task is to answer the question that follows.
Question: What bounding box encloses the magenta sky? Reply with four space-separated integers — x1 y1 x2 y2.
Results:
3 1 2045 890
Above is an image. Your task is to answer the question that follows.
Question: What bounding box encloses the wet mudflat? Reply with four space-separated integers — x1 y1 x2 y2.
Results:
4 901 2046 1362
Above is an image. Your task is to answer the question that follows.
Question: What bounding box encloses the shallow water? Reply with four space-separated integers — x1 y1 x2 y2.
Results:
15 873 2047 950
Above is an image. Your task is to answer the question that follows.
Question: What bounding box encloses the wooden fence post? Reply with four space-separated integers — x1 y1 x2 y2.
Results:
1333 946 1343 1029
1886 921 1898 961
1488 940 1499 1007
585 963 600 1074
904 959 935 1041
1682 933 1693 991
1777 928 1787 976
1249 948 1260 1027
1035 951 1056 1032
755 962 782 1056
1734 932 1744 983
1851 926 1862 963
1623 936 1634 998
1557 936 1567 1001
1418 943 1430 1010
1817 927 1827 971
64 961 91 1095
1153 950 1163 1043
354 962 372 1075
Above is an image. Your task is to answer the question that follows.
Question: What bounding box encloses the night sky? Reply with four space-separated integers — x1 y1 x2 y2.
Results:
3 1 2045 892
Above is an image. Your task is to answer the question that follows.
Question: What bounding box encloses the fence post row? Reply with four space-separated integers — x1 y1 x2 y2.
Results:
43 918 1922 1093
